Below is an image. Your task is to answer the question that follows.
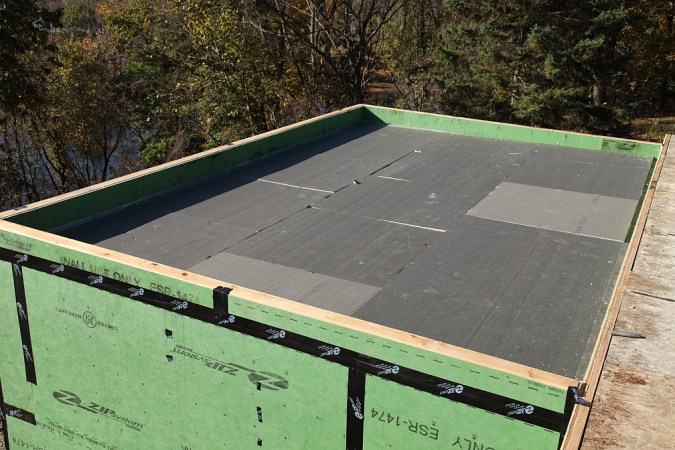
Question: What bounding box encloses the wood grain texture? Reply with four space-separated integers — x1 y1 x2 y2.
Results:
581 364 675 449
573 135 675 449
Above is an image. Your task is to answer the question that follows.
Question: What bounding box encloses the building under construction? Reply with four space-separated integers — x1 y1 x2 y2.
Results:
0 105 671 449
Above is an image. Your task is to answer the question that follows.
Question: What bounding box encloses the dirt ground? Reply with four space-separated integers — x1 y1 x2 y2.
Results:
630 116 675 142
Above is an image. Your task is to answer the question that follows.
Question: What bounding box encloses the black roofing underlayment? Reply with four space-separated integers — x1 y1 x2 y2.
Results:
60 123 652 380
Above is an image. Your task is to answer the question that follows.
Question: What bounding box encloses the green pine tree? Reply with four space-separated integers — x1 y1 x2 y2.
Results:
438 0 633 134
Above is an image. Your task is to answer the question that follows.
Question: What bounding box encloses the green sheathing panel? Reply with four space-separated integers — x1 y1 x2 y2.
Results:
0 228 570 448
0 263 30 408
0 229 212 307
363 376 559 450
228 297 566 412
363 106 661 158
5 107 365 231
2 268 347 449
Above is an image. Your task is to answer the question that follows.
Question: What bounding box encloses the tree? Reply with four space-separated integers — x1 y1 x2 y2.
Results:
258 0 404 107
107 0 280 163
1 0 137 209
437 0 635 134
0 0 60 112
35 23 136 189
380 0 445 111
1 0 60 208
613 0 674 116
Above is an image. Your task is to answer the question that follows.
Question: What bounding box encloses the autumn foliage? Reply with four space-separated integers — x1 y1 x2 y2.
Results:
0 0 673 209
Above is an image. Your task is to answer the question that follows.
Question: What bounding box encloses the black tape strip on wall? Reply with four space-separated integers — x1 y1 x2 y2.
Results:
213 286 232 324
556 387 591 450
0 379 37 450
0 248 570 435
345 366 366 450
558 388 577 449
0 379 10 449
217 314 564 431
10 263 37 385
0 248 216 324
0 404 37 426
362 359 562 430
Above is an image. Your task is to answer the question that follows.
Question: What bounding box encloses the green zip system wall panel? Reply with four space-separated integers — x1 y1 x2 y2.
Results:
363 106 661 158
0 226 574 449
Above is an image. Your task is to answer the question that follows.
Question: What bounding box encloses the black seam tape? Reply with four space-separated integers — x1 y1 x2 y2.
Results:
0 380 10 448
558 387 579 449
0 249 215 323
0 247 570 434
1 403 36 426
0 378 37 450
346 366 366 450
219 315 564 431
10 262 36 385
366 362 562 430
213 286 231 323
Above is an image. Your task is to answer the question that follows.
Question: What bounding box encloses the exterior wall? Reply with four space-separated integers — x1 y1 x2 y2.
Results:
363 106 661 158
0 222 572 449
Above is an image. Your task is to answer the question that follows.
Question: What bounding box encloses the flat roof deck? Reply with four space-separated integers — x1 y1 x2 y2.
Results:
59 123 652 379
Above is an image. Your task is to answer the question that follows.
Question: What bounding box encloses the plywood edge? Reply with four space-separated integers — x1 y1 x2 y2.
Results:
579 362 675 450
0 218 576 392
0 105 366 222
561 133 671 450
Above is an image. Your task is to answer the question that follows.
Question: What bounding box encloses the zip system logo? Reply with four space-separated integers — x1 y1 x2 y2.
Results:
349 396 364 420
505 402 535 417
53 390 144 432
438 382 464 396
372 363 399 376
172 344 289 391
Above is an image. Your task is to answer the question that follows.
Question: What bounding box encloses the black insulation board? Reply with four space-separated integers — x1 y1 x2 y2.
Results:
353 216 625 378
58 124 652 379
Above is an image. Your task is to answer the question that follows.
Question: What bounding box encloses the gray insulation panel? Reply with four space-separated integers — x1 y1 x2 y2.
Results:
189 251 380 315
468 182 639 241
